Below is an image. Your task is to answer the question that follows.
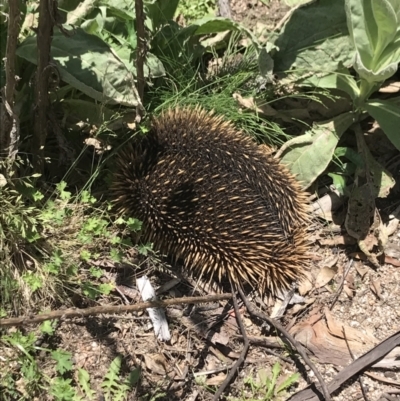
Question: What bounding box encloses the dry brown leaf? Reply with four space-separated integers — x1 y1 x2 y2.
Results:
291 298 315 314
298 271 313 295
370 279 382 299
325 308 378 344
343 284 354 298
378 81 400 93
315 266 337 289
354 262 369 278
209 329 230 346
349 251 367 260
319 235 357 246
233 93 277 116
386 243 400 259
206 373 227 386
291 310 377 366
321 255 339 269
385 255 400 267
144 353 169 375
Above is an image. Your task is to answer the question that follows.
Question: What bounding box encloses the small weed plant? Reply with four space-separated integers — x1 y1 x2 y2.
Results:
1 327 140 401
230 362 300 401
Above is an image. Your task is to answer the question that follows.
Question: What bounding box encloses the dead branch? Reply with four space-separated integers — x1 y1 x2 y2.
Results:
288 330 400 401
0 0 21 161
0 294 232 328
237 287 332 401
135 0 146 120
217 0 232 18
213 285 249 400
33 0 57 172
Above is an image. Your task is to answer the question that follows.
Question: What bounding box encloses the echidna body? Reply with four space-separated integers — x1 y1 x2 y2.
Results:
112 108 309 294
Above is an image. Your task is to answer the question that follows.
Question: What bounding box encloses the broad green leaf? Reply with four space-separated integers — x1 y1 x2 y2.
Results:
78 369 96 400
145 0 180 29
98 0 136 20
284 0 311 6
280 112 355 188
300 69 360 100
113 45 165 78
334 146 364 167
346 0 400 83
328 173 347 195
376 35 400 71
365 99 400 150
346 0 375 64
365 145 395 197
372 0 398 57
16 27 140 107
354 51 399 83
192 17 240 35
275 0 354 73
191 16 259 46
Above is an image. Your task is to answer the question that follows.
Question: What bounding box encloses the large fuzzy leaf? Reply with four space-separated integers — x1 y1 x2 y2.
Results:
274 0 354 73
280 112 355 188
17 28 140 107
365 99 400 150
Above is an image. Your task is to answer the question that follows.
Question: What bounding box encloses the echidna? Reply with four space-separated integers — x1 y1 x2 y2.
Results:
112 107 309 295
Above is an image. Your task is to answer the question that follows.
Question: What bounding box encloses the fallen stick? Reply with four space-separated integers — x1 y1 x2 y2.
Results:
288 330 400 401
0 294 232 328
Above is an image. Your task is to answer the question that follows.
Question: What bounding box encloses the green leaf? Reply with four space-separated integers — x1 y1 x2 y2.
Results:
17 27 140 107
280 112 355 188
276 372 300 393
126 217 142 232
78 369 96 400
365 99 400 150
102 356 122 390
51 350 74 374
275 0 353 73
127 367 141 386
364 146 395 198
80 250 92 261
192 17 240 35
40 320 55 335
346 0 375 64
146 0 180 29
299 69 360 100
89 267 103 279
334 146 364 167
99 283 114 295
50 377 76 400
110 248 123 262
372 0 398 58
328 173 347 195
112 45 165 78
22 272 43 292
346 0 400 83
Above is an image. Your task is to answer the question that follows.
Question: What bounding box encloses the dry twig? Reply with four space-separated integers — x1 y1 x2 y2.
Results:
237 287 332 401
0 294 232 328
288 330 400 401
213 285 250 400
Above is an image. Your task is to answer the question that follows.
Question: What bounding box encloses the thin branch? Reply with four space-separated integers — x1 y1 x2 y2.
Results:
288 330 400 401
0 294 232 328
0 0 21 161
213 284 249 400
135 0 146 120
33 0 56 172
237 286 332 401
343 327 370 401
329 259 353 310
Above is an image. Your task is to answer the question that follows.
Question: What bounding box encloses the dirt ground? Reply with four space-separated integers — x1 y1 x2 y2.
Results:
9 1 400 401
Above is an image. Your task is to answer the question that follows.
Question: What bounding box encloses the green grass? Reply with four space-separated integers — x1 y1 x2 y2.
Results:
176 0 217 23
